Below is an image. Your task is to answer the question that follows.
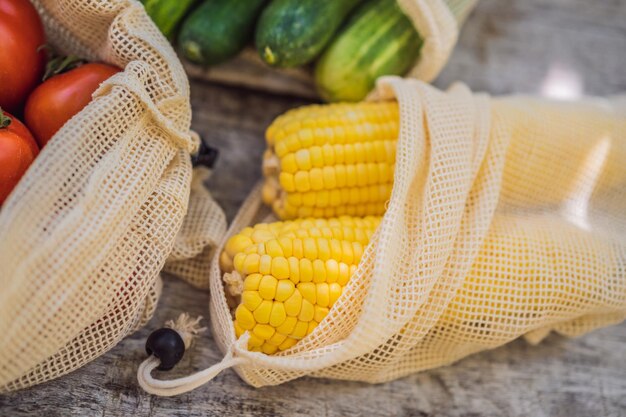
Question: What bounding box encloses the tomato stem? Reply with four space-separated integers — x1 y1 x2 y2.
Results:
0 108 12 129
44 55 86 81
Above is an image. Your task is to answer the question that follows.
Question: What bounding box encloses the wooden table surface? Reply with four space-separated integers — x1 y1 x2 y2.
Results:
2 0 626 416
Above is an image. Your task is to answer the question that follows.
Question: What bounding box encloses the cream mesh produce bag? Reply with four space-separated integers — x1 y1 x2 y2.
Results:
401 0 478 83
137 77 626 396
0 0 225 392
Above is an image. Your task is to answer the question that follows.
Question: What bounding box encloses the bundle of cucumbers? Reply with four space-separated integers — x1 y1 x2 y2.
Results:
141 0 422 102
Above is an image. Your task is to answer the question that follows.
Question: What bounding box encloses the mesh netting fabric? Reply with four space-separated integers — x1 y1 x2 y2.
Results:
401 0 479 83
164 167 227 289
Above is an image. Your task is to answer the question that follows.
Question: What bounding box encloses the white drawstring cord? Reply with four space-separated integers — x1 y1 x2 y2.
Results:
137 351 248 396
138 324 250 397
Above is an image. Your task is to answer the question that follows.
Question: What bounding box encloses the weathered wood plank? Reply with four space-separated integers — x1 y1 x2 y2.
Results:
1 0 625 416
184 49 318 100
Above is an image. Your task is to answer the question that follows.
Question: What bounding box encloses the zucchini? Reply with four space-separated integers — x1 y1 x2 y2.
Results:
314 0 422 102
255 0 363 68
179 0 268 66
142 0 197 41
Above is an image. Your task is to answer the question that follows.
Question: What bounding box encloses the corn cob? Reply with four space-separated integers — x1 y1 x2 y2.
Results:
264 100 626 220
262 102 399 219
221 216 381 354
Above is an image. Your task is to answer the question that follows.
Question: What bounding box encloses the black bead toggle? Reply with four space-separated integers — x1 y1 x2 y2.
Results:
145 328 186 371
192 134 219 169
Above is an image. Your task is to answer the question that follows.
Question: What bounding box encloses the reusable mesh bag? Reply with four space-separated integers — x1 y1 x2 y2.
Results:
163 167 227 290
0 0 225 392
401 0 478 83
137 77 626 395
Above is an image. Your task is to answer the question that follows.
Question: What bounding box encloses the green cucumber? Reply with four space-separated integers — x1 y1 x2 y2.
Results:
179 0 268 66
142 0 197 41
314 0 422 102
255 0 363 68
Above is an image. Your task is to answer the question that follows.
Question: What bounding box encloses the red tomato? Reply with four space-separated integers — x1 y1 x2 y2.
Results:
24 63 121 147
0 0 46 113
0 110 39 205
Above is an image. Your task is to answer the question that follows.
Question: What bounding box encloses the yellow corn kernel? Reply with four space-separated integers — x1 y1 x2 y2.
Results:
281 153 298 173
314 306 329 323
329 283 342 306
246 245 260 255
303 237 317 260
345 164 357 186
253 324 275 341
316 283 330 308
269 302 287 327
284 290 303 317
337 262 351 286
310 168 324 190
278 337 298 351
235 305 255 330
325 259 339 283
219 251 233 272
294 171 310 192
258 275 278 300
278 237 293 257
233 252 246 272
354 242 366 263
238 227 254 237
321 144 335 165
253 300 272 324
295 149 312 170
315 190 329 207
275 279 295 302
310 146 323 168
295 228 310 238
298 299 315 322
288 257 300 283
341 241 354 264
242 253 261 274
292 238 303 258
316 238 330 260
311 259 327 283
262 343 278 355
225 235 253 258
234 321 244 338
329 239 343 260
268 332 287 347
265 239 284 257
297 282 316 305
322 166 337 190
335 164 347 187
274 140 289 158
243 273 262 291
276 316 298 335
271 257 290 280
248 333 264 348
251 229 274 244
299 258 313 282
280 172 296 192
291 321 309 339
242 290 263 311
298 129 314 148
306 320 318 336
258 254 272 275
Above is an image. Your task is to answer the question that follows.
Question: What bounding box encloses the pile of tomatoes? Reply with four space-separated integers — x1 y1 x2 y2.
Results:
0 0 120 205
